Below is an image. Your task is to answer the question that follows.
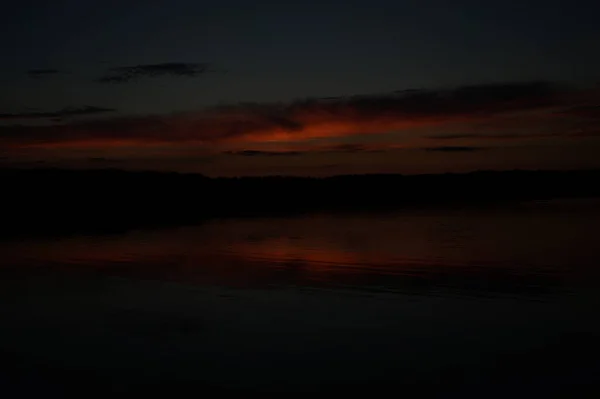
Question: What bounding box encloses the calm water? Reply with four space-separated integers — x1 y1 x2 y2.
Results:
1 199 600 396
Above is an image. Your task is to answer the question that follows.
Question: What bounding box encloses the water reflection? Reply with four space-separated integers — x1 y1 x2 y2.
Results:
2 200 599 299
1 200 600 395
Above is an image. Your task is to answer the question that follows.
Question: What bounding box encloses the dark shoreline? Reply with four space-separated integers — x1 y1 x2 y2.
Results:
2 168 600 239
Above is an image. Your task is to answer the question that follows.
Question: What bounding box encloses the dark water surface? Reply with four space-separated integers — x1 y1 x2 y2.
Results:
1 199 599 396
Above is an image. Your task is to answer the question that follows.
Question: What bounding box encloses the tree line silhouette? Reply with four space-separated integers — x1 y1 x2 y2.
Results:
2 168 600 237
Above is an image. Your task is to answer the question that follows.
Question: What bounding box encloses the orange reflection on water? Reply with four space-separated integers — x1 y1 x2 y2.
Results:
2 205 596 295
229 237 360 265
0 220 395 287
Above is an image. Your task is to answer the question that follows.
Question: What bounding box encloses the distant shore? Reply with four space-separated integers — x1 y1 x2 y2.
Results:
2 168 600 238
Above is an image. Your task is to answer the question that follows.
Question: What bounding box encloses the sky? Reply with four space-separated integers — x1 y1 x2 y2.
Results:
2 0 600 176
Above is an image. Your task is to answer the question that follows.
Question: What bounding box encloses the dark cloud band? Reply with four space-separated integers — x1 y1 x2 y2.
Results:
0 106 116 121
96 62 212 83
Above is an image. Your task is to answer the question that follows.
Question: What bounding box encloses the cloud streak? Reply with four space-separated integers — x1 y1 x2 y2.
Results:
96 62 212 83
422 146 485 152
0 106 117 121
224 143 384 157
226 150 303 157
27 69 65 78
428 130 600 141
1 81 598 150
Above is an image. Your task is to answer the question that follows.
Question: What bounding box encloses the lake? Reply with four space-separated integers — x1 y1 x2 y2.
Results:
1 199 599 396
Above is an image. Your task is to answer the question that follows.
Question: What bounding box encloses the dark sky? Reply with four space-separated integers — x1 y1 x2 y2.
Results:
2 0 600 176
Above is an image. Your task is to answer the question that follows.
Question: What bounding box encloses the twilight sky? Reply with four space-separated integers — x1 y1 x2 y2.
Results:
2 0 600 176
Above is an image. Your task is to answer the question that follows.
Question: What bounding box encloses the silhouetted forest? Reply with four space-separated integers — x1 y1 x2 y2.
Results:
2 168 600 237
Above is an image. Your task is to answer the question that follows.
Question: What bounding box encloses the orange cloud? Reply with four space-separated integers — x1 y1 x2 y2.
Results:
1 81 598 153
